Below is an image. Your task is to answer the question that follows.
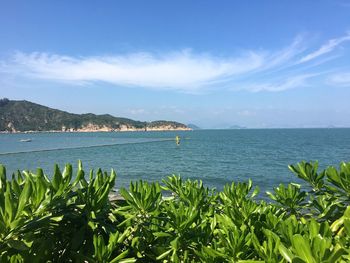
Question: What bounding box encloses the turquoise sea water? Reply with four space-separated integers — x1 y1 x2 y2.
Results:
0 129 349 193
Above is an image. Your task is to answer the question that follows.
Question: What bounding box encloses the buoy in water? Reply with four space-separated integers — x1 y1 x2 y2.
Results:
175 135 180 146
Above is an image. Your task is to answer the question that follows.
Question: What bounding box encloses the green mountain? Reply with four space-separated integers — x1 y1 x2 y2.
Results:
0 98 190 132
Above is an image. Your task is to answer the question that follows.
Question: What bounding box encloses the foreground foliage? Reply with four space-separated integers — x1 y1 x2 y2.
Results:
0 161 350 262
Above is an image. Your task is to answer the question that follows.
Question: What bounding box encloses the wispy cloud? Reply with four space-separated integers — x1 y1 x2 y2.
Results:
4 50 264 92
240 74 316 92
1 32 350 93
329 72 350 86
299 32 350 63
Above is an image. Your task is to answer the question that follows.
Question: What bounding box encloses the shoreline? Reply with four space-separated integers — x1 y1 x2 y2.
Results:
0 127 192 134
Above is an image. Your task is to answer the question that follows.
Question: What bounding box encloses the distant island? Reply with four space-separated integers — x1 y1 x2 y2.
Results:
229 125 247 129
187 123 201 130
0 98 191 133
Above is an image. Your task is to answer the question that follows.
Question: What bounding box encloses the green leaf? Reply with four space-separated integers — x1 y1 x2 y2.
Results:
0 165 6 190
238 261 264 263
7 239 29 251
308 219 319 239
52 164 62 191
156 249 173 260
279 243 294 262
170 237 179 251
292 235 315 263
4 183 14 223
62 163 72 180
110 249 130 263
202 246 224 258
119 258 137 263
153 232 173 238
327 244 346 262
15 179 32 218
78 160 83 171
251 186 260 198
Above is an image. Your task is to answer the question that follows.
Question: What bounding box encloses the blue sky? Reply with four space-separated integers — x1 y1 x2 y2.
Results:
1 0 350 128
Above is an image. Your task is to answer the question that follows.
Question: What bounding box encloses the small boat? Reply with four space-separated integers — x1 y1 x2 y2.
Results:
20 139 32 142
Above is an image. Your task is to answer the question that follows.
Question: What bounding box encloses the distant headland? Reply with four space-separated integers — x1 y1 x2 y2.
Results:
0 98 191 133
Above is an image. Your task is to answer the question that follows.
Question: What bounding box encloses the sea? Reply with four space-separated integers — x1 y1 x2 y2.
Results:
0 129 349 194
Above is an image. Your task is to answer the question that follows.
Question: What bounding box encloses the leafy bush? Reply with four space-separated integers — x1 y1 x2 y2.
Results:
0 161 350 262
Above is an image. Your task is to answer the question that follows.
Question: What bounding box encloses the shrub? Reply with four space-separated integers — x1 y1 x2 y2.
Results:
0 161 349 262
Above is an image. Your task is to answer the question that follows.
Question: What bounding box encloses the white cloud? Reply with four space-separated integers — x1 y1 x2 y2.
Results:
299 32 350 63
1 32 349 93
5 50 264 92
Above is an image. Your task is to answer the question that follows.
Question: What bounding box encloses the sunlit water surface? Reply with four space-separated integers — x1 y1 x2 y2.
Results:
0 129 349 194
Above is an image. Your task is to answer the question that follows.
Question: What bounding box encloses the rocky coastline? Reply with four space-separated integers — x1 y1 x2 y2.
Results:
0 123 192 134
